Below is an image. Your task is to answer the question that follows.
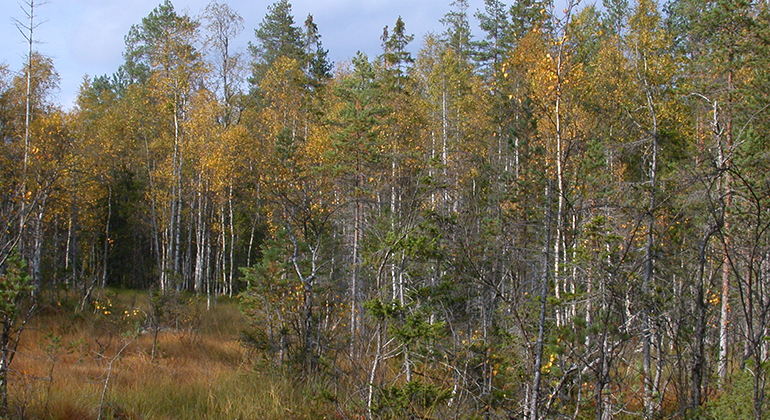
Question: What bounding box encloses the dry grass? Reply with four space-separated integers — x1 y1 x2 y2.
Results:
5 290 340 420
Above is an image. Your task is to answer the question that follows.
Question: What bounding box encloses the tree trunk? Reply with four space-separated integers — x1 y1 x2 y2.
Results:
18 0 36 253
530 181 554 420
101 186 111 288
691 225 717 412
228 182 235 297
718 69 734 384
31 195 47 297
642 137 658 420
0 320 10 417
194 173 206 293
350 189 361 356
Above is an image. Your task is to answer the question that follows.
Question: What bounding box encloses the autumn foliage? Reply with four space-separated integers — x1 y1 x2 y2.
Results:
3 0 770 418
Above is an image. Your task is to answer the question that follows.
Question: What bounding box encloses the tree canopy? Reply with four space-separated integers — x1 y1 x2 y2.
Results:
3 0 770 418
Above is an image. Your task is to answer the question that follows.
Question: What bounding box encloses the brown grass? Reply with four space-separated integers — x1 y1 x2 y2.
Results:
5 290 340 420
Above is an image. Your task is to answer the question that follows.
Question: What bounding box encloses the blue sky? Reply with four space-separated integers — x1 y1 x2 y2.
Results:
1 0 576 109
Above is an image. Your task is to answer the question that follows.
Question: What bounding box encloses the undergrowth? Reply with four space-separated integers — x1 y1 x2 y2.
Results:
6 289 341 420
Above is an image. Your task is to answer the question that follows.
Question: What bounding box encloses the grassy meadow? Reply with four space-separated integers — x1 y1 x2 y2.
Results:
7 289 342 420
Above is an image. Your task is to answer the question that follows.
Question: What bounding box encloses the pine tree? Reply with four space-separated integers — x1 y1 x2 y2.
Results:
329 53 386 353
474 0 514 70
440 0 474 61
303 14 332 88
248 0 305 89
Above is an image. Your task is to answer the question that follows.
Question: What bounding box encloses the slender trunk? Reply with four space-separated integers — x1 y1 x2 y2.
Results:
19 1 35 252
595 332 610 420
66 186 78 287
638 41 661 414
247 211 259 268
194 173 205 293
168 95 184 291
718 232 731 378
404 341 412 383
754 361 765 420
441 76 449 205
228 181 235 297
222 38 231 127
553 34 565 328
691 220 721 412
530 181 554 420
65 216 71 284
642 134 658 419
220 208 227 296
390 143 398 303
0 320 10 417
430 130 436 207
350 190 361 356
31 194 47 297
302 272 314 368
367 325 382 420
101 186 112 288
206 235 212 311
718 69 734 384
184 190 194 291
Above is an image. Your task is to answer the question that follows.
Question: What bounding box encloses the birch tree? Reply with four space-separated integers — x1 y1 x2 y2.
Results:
124 0 206 292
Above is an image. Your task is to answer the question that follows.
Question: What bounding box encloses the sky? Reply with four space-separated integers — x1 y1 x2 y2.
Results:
0 0 492 110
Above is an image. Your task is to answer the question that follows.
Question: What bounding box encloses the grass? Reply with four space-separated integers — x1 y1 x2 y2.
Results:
12 288 741 419
6 289 341 420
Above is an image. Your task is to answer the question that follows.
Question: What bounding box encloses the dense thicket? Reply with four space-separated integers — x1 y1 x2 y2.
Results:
2 0 770 418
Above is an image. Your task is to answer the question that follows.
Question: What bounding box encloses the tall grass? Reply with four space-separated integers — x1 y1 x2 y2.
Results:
7 290 341 420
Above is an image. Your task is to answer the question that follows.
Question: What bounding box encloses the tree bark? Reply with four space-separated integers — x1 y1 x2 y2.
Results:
530 181 554 420
718 69 734 384
690 224 718 412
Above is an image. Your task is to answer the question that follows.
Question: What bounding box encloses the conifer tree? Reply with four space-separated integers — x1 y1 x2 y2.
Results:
248 0 305 90
441 0 474 61
474 0 514 70
329 52 386 353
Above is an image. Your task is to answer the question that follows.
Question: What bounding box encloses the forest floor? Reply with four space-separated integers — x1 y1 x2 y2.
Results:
7 288 339 420
7 288 758 419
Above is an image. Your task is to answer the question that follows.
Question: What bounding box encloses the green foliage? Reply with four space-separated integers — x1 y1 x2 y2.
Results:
381 17 415 71
239 223 343 371
509 0 553 38
303 15 332 86
249 0 305 85
373 380 452 420
0 249 32 320
367 299 446 345
706 371 757 420
124 0 202 84
441 0 474 59
239 239 295 359
9 0 770 418
474 0 515 68
399 217 446 261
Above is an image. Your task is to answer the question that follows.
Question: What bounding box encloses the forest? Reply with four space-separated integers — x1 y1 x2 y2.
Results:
1 0 770 418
